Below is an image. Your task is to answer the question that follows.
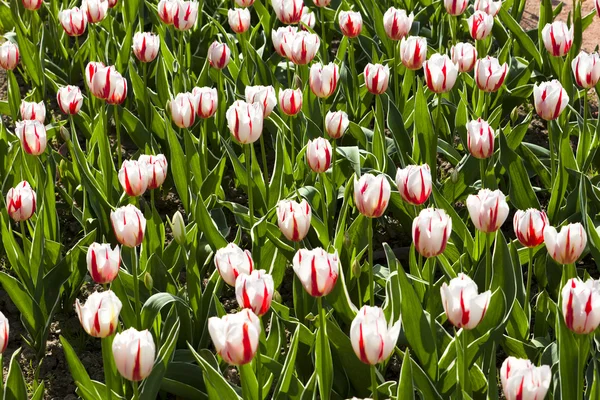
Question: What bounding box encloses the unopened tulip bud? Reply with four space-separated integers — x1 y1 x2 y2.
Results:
313 0 330 6
272 0 304 24
354 174 391 218
83 0 108 23
226 100 264 144
351 306 401 365
208 41 231 70
561 278 600 334
466 118 494 159
279 88 303 115
352 258 362 278
57 86 84 115
451 42 477 73
474 56 508 92
383 7 413 40
228 8 251 34
533 80 569 121
236 270 275 316
0 312 7 353
170 211 186 245
501 359 551 400
572 51 600 89
22 0 42 10
272 26 297 59
300 7 315 29
133 32 160 63
208 309 261 365
395 164 432 205
513 209 548 248
245 85 277 117
170 92 197 128
111 205 146 247
424 54 458 93
192 87 218 118
441 273 491 329
20 100 45 123
474 0 502 16
400 36 427 70
174 0 198 30
309 62 339 98
16 120 47 156
118 160 149 197
290 32 320 65
544 223 587 265
364 63 390 95
542 21 573 57
215 243 254 286
293 248 339 297
59 7 87 36
139 154 168 190
108 0 117 7
339 11 362 38
112 328 155 381
0 42 19 70
60 126 70 142
6 181 36 222
87 243 120 284
144 272 154 291
466 189 509 233
306 137 332 173
277 199 312 242
444 0 468 15
158 0 176 24
75 290 122 337
325 110 349 139
468 10 494 40
235 0 255 6
412 208 452 257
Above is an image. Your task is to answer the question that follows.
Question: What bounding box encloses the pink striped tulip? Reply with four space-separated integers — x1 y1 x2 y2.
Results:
441 273 491 329
118 160 149 197
279 88 303 115
562 278 600 334
6 181 36 222
395 164 432 206
75 290 122 337
132 32 160 63
424 54 458 93
58 7 87 36
309 62 339 98
542 21 573 57
111 205 146 247
533 80 569 121
350 306 401 365
83 0 108 23
466 118 494 159
16 120 47 156
208 309 261 365
354 174 391 218
22 0 43 10
364 63 390 95
451 42 477 73
272 26 297 58
192 87 218 118
383 7 413 40
57 86 84 115
0 42 19 70
139 154 168 190
501 358 551 400
412 208 452 258
87 243 120 284
306 137 332 173
112 328 155 381
226 100 264 144
208 41 231 70
325 110 349 139
292 248 339 297
475 56 507 92
235 270 274 316
228 8 251 34
468 10 494 41
290 32 320 65
400 36 427 70
272 0 304 24
245 85 277 117
20 100 45 123
171 92 197 128
513 209 548 248
544 223 587 265
474 0 502 16
572 51 600 89
173 0 198 30
158 0 176 24
277 199 312 242
466 189 509 233
339 11 362 38
444 0 468 15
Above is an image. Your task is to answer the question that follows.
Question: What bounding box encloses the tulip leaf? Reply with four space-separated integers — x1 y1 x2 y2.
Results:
498 8 542 68
315 311 333 400
397 349 415 400
413 78 437 178
3 349 28 400
60 336 101 399
141 293 191 329
188 345 242 400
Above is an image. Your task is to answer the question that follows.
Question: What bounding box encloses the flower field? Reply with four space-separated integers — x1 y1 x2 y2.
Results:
0 0 599 398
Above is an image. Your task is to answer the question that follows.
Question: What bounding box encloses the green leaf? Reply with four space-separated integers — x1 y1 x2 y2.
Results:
0 272 41 335
188 344 242 400
166 122 189 211
7 70 20 121
397 349 415 400
413 78 437 178
499 130 540 210
3 349 28 400
141 293 190 329
498 8 542 68
60 336 100 399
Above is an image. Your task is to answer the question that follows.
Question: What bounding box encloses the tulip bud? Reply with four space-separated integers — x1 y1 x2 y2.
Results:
87 243 120 284
6 181 36 222
272 0 304 24
339 11 362 38
75 290 122 337
306 137 332 173
0 312 8 354
215 243 254 286
383 7 413 40
22 0 42 11
111 205 146 247
395 164 432 206
542 21 573 57
235 0 254 6
290 31 320 65
60 126 71 142
450 169 459 183
513 209 548 248
90 65 127 104
544 223 587 265
20 100 45 123
272 26 297 59
354 173 391 218
292 247 339 297
466 189 509 233
118 160 149 197
83 0 108 23
501 358 551 400
208 309 261 365
572 51 600 89
228 8 251 34
158 0 176 24
279 88 303 116
144 272 153 291
192 87 218 119
139 154 168 190
466 118 494 159
57 86 84 115
451 42 477 73
400 36 427 70
424 54 458 93
277 199 312 242
313 0 330 5
0 42 19 71
352 258 362 278
561 278 600 334
309 62 339 98
533 80 569 121
16 120 47 156
412 208 452 257
474 0 502 16
325 110 349 139
364 63 390 95
226 100 264 144
474 56 508 92
108 0 117 8
468 11 494 41
300 7 315 29
112 328 156 381
245 85 277 118
170 92 197 128
85 61 104 90
132 32 160 63
59 7 87 36
500 357 534 394
444 0 468 15
441 273 491 329
170 211 186 245
208 41 231 70
174 0 198 30
235 270 275 316
350 306 401 365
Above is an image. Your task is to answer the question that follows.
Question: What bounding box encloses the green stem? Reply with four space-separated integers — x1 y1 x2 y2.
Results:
485 233 492 290
142 62 153 151
331 139 337 190
259 134 269 206
114 105 122 168
348 40 356 118
480 158 486 189
0 353 3 393
200 119 208 179
320 173 329 237
317 296 328 398
133 380 140 400
286 61 292 88
428 257 437 342
75 37 85 88
525 247 534 321
20 221 27 247
370 365 379 400
548 120 556 182
578 336 586 400
245 144 255 230
368 217 375 306
290 115 295 167
102 337 113 400
178 30 185 90
256 344 263 400
320 8 327 62
131 246 141 329
435 93 443 136
393 41 400 104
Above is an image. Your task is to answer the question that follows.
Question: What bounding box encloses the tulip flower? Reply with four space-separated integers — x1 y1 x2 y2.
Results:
215 243 254 286
501 358 551 400
441 273 491 329
444 0 468 15
108 0 117 7
279 88 303 115
208 41 231 70
466 189 510 233
235 270 275 316
139 154 168 190
513 209 548 248
57 86 84 115
597 0 600 18
383 7 413 40
6 181 36 222
245 85 277 118
20 100 45 123
226 100 264 144
228 8 251 34
474 0 502 16
325 110 349 139
572 51 600 89
293 248 339 297
277 199 312 242
90 65 127 104
272 26 297 59
58 7 87 36
208 309 261 365
412 208 452 258
118 160 149 197
15 120 47 156
424 54 458 93
561 278 600 334
339 11 362 38
170 92 197 128
306 137 332 173
170 211 186 245
395 164 432 206
544 223 587 265
173 0 198 30
192 87 218 118
400 36 427 70
354 174 391 218
533 80 569 121
500 357 534 393
235 0 254 6
0 42 19 70
132 32 160 63
290 31 320 65
350 306 401 365
364 63 390 95
158 0 176 24
474 56 508 92
466 118 494 159
309 62 339 98
22 0 42 11
112 328 156 381
451 42 477 73
468 11 494 41
85 62 104 89
83 0 108 23
313 0 330 6
75 290 122 337
0 312 7 354
272 0 303 24
542 21 573 57
87 243 120 284
300 7 315 29
111 205 146 247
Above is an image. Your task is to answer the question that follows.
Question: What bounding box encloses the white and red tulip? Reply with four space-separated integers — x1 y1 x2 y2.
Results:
22 0 43 10
112 328 156 381
139 154 168 190
90 65 127 104
474 0 502 16
170 92 197 128
108 0 117 7
87 243 120 284
158 0 176 24
339 11 362 38
279 88 303 115
451 42 477 73
395 164 432 206
272 26 297 59
466 189 510 233
468 10 494 41
228 8 251 34
118 160 149 197
20 100 45 123
132 32 160 63
544 223 587 265
192 87 218 119
562 278 600 334
277 199 312 242
75 290 122 338
533 80 569 121
226 100 264 144
513 209 548 248
215 243 254 286
444 0 468 15
15 120 47 156
383 7 413 40
312 0 330 6
300 7 315 29
501 358 551 400
441 273 491 329
0 312 7 354
110 205 146 247
208 41 231 70
412 208 452 258
364 63 390 95
350 306 401 365
57 86 84 115
208 309 261 365
292 247 339 297
235 270 275 316
354 174 391 218
474 56 508 92
309 62 339 98
6 181 36 222
424 54 458 93
58 7 87 36
83 0 108 23
290 31 320 65
173 0 198 30
306 137 332 173
272 0 304 24
0 42 19 70
542 21 573 58
235 0 255 7
466 118 494 159
572 51 600 89
400 36 427 70
325 110 349 139
246 85 277 118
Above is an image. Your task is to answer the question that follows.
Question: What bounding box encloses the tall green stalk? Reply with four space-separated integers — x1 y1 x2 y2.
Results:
370 365 379 400
485 233 492 290
245 145 255 230
525 247 534 320
368 217 375 306
114 105 122 168
131 246 141 329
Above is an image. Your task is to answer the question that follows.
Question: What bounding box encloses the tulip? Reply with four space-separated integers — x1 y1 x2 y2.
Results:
111 205 146 247
474 0 502 16
313 0 330 6
325 110 349 139
400 36 427 70
451 42 477 73
441 273 491 329
500 357 534 393
542 21 573 57
245 85 277 118
474 56 508 92
57 86 84 115
139 154 168 190
20 100 45 123
544 223 587 265
383 7 413 40
0 312 7 354
208 309 261 365
170 92 197 128
170 211 186 245
87 243 120 284
112 328 156 381
309 62 339 98
132 32 160 63
272 26 297 59
59 7 87 36
466 118 494 159
83 0 108 23
0 42 19 70
235 270 275 316
339 11 362 38
292 247 339 297
444 0 468 15
300 7 315 29
118 160 149 197
306 137 332 173
173 0 198 30
513 209 548 248
215 243 254 286
572 51 600 89
208 41 231 70
500 358 551 400
533 80 569 121
6 181 36 222
354 174 391 218
466 189 510 233
279 88 303 115
228 8 251 34
412 207 452 257
158 0 176 24
290 31 320 65
235 0 254 6
364 63 390 95
22 0 42 11
561 278 600 334
85 62 104 89
192 87 218 118
277 199 312 242
424 54 458 93
468 11 494 41
272 0 303 24
597 0 600 18
108 0 117 7
75 290 122 337
226 100 264 144
395 164 432 206
350 306 400 365
15 120 47 156
90 65 127 104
